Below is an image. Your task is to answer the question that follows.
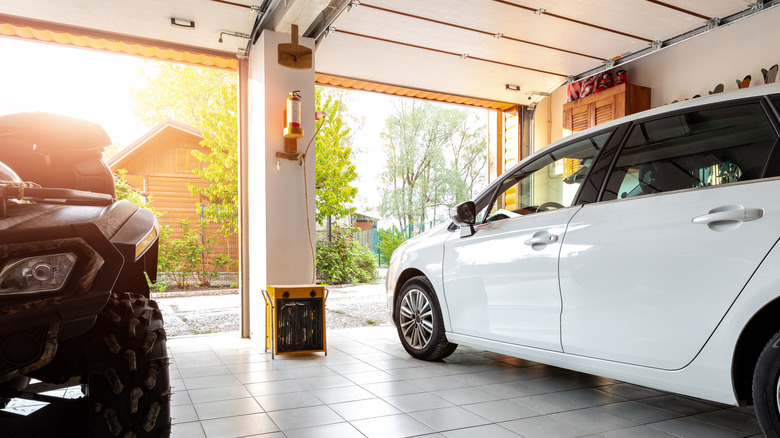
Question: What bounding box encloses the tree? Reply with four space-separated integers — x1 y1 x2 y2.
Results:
314 86 359 225
131 62 238 235
442 111 488 212
379 100 486 230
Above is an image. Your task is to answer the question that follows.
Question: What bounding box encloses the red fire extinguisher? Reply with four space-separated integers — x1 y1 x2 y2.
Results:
284 90 303 139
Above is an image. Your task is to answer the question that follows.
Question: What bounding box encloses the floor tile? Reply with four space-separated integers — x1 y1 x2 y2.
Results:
386 366 442 380
351 413 436 438
343 370 399 385
500 415 589 438
281 365 339 379
326 361 380 374
254 390 322 411
187 383 252 404
234 369 290 384
171 389 193 406
194 397 264 421
362 380 426 397
511 393 587 414
692 409 763 435
431 387 500 405
311 384 375 404
296 374 354 390
410 406 491 431
556 387 628 407
179 365 233 379
283 422 365 438
183 374 241 390
171 403 199 424
200 413 279 438
650 416 748 438
383 392 456 412
164 329 760 438
600 425 680 438
267 405 343 430
521 376 586 393
551 407 638 434
441 424 523 438
171 420 207 438
329 397 402 421
244 379 303 396
462 399 540 422
597 401 681 424
481 381 546 398
639 395 720 416
599 383 665 400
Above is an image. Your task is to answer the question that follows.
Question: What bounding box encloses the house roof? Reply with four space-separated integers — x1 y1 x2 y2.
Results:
107 118 203 170
352 212 380 222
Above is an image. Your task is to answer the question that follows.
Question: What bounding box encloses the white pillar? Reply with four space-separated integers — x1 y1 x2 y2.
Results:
245 30 316 340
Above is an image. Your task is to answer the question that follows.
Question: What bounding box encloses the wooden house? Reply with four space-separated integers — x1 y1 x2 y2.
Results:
107 119 238 277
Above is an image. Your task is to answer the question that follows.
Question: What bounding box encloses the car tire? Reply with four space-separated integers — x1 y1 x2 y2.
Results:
754 329 780 438
395 276 457 361
86 293 171 438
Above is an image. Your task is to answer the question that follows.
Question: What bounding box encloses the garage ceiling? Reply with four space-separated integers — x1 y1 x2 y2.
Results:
0 0 774 108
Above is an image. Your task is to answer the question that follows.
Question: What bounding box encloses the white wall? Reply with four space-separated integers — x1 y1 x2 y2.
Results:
247 30 316 340
534 5 780 150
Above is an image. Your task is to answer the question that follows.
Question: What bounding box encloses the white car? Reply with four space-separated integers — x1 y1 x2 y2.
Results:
386 83 780 437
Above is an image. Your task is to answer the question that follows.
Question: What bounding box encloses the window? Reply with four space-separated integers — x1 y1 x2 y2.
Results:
603 103 777 201
485 132 609 222
175 148 198 173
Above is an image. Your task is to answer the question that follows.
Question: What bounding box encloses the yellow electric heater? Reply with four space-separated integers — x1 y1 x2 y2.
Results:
262 284 327 358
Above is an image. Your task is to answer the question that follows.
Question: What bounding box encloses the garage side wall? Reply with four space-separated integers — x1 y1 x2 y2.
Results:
535 5 780 150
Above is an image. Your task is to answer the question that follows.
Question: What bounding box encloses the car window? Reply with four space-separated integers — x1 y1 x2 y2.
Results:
485 132 609 222
603 103 777 201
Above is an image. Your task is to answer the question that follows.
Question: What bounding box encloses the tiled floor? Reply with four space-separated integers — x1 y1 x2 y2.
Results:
168 326 765 438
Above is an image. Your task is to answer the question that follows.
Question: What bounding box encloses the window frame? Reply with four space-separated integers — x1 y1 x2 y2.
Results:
594 96 780 203
478 127 618 224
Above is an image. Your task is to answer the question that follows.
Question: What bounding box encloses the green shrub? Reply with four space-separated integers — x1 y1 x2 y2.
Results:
316 224 378 284
378 227 409 263
157 221 202 288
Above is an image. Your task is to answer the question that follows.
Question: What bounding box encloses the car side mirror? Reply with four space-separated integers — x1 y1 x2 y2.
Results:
452 201 476 237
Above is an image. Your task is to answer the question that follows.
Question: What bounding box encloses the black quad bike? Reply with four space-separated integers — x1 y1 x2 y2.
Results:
0 113 170 437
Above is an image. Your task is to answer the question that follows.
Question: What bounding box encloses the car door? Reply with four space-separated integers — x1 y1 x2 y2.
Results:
559 100 780 369
442 131 612 351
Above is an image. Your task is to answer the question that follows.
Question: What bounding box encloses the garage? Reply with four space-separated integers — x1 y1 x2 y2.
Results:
1 0 780 436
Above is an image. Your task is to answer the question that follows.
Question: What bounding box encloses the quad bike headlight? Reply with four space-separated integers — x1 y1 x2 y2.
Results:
0 253 77 295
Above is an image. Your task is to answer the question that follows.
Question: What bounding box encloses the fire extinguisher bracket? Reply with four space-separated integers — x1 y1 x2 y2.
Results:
276 150 303 162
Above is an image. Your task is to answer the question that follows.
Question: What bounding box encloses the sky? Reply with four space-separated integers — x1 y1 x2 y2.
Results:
0 38 148 145
0 37 487 223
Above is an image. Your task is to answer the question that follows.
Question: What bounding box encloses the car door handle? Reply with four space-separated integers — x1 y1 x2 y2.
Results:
524 233 559 247
692 206 763 225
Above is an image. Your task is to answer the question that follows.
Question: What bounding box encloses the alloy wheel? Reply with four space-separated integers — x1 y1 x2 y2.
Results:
399 288 434 350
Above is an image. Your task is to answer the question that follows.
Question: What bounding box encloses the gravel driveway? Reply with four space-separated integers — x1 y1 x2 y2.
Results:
155 282 390 337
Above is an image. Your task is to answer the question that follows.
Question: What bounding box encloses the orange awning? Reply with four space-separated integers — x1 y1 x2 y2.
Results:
0 13 238 70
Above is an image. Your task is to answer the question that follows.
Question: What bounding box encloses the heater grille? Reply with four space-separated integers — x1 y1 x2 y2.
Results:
275 298 324 353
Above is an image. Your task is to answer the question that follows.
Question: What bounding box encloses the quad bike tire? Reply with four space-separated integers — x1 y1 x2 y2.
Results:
86 293 171 438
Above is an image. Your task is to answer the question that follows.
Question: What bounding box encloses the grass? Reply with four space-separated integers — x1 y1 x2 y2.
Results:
192 329 214 335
